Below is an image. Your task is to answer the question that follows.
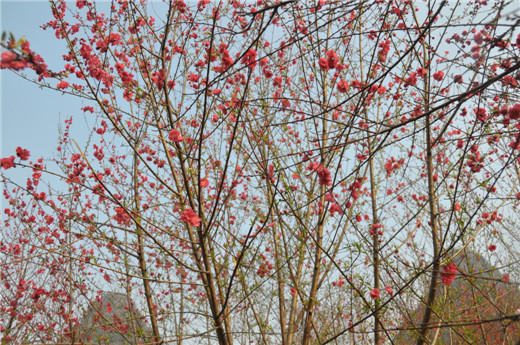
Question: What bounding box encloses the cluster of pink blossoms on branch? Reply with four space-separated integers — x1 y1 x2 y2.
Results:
440 262 458 286
1 40 48 79
180 208 202 227
306 162 332 186
0 51 28 70
0 147 30 169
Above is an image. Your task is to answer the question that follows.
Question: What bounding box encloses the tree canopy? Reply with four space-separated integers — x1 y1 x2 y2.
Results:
2 1 520 344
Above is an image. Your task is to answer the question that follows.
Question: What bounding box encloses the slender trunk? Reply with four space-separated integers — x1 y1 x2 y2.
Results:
133 154 162 344
368 138 381 345
301 18 331 342
414 5 440 341
358 15 382 343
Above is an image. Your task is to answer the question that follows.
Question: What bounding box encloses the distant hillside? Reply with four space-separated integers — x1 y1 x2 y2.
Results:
74 291 152 345
394 250 520 344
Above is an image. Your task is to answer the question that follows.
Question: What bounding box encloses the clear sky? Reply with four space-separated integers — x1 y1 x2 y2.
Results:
1 1 91 165
0 0 105 211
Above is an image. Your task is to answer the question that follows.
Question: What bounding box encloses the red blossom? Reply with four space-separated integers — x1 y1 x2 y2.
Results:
115 63 134 85
433 71 444 81
440 262 457 286
1 51 29 71
502 75 518 87
318 57 328 70
319 168 332 186
306 162 332 186
404 72 418 87
475 107 487 121
333 278 345 287
263 68 273 78
180 208 201 227
168 129 184 142
113 207 132 226
329 203 343 216
378 39 390 62
241 49 257 70
508 104 520 120
76 0 87 9
370 288 380 300
15 147 30 161
326 49 339 69
337 80 349 93
57 81 69 90
488 244 497 252
1 156 15 169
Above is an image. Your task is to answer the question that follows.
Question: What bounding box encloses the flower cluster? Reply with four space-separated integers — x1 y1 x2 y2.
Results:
1 51 28 70
440 262 458 286
306 162 332 186
180 208 202 227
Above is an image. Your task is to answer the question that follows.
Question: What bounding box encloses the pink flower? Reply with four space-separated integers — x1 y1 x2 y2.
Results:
475 107 487 122
76 0 87 9
433 71 444 81
180 208 201 227
508 104 520 120
318 168 331 186
404 72 418 87
385 286 393 295
488 244 497 252
57 81 69 90
329 203 343 216
188 73 199 82
1 51 28 71
318 57 328 70
168 129 184 142
440 262 457 286
306 162 332 186
241 49 257 70
15 147 30 161
0 156 15 169
370 288 380 300
337 80 349 93
326 49 339 70
200 178 209 188
113 207 131 226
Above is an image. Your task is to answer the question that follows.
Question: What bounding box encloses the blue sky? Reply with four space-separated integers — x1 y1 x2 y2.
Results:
1 1 89 163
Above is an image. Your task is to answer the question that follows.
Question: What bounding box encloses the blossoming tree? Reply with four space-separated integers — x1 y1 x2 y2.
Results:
2 1 520 344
